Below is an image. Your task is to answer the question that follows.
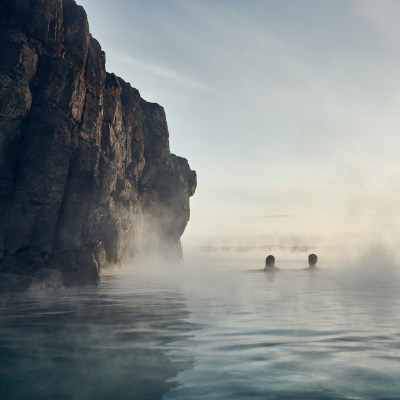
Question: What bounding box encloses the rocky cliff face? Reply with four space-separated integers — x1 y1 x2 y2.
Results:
0 0 196 289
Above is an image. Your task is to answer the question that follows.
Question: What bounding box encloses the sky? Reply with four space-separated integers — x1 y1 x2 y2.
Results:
78 0 400 249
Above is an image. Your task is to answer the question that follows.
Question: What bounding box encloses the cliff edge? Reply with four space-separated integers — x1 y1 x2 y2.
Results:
0 0 197 289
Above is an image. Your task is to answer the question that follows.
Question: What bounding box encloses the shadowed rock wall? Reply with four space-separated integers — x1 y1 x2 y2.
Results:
0 0 196 288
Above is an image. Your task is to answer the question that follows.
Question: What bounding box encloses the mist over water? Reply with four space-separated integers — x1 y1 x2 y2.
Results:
175 250 400 397
2 250 400 399
0 272 193 400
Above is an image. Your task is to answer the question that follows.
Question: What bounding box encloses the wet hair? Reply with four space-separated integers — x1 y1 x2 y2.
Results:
308 253 318 266
265 255 275 266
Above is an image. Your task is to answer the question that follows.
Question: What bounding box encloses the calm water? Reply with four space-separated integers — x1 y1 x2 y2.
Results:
1 255 400 399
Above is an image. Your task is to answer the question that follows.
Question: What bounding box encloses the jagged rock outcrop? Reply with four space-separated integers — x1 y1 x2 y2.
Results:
0 0 196 289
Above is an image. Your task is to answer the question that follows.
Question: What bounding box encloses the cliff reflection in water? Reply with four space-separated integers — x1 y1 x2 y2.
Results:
0 271 194 400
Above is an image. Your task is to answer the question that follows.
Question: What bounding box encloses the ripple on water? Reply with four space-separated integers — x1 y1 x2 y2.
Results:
1 262 400 400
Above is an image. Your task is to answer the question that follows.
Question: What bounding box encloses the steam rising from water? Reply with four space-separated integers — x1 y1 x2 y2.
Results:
2 245 400 399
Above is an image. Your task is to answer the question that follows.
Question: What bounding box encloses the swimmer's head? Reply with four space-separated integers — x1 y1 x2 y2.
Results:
308 253 318 267
265 255 275 267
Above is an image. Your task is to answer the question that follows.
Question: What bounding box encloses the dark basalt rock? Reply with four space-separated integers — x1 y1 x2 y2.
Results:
0 0 197 289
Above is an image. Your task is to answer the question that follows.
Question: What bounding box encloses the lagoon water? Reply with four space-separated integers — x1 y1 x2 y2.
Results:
1 254 400 399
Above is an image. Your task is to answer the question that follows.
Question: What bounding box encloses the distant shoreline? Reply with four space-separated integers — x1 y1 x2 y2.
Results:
199 245 325 253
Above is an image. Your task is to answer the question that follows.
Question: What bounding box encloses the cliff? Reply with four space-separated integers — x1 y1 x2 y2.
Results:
0 0 197 289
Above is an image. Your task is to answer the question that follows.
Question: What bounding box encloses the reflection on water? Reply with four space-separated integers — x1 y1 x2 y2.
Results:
169 258 400 400
0 272 194 400
1 258 400 400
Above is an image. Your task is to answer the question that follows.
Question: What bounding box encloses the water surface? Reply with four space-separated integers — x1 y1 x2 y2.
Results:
1 256 400 399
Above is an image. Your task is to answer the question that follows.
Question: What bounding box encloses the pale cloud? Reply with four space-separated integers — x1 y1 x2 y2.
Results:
79 0 400 247
353 0 400 47
263 215 295 219
111 50 233 98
